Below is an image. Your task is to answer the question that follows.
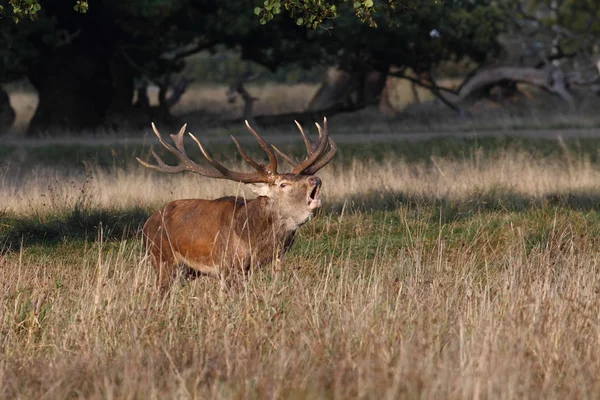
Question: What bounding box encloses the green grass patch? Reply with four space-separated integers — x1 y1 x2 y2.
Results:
4 187 600 255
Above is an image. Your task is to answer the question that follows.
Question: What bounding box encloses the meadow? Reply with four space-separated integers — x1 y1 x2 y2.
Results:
5 77 600 398
3 123 600 399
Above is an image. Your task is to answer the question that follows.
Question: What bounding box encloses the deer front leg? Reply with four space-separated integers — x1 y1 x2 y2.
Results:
149 250 176 294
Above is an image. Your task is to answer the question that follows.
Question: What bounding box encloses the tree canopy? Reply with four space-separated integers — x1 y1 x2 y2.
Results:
0 0 510 135
2 0 401 26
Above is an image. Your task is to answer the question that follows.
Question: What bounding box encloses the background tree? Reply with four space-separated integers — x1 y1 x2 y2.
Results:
453 0 600 109
0 0 508 135
0 0 220 133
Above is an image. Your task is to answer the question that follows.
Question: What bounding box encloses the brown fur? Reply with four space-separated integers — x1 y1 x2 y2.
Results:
143 174 321 292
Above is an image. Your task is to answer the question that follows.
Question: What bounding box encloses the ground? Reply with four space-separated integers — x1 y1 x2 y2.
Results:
2 85 600 398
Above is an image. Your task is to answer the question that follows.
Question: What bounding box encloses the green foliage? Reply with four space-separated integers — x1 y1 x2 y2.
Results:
73 0 89 13
3 0 42 22
255 0 409 28
519 0 600 56
1 0 88 22
2 0 399 27
248 0 508 73
256 0 341 28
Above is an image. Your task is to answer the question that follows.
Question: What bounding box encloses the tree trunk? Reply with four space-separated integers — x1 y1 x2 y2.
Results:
307 66 389 113
378 78 397 117
108 50 135 116
26 32 115 135
104 51 147 130
306 67 353 111
0 85 15 135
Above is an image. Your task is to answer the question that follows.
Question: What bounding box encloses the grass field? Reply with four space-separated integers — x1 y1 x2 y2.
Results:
3 128 600 398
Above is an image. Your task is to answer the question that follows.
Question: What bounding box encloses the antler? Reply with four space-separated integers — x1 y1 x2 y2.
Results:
272 117 338 175
136 122 279 184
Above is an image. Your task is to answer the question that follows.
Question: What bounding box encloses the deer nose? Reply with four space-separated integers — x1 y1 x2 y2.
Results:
308 176 321 187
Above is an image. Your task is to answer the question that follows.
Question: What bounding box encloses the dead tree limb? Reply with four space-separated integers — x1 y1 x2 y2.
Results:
426 70 464 116
388 70 459 95
226 72 260 126
388 69 463 115
458 66 575 110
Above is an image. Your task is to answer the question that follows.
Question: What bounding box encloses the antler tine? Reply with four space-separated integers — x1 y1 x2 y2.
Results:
135 123 192 174
270 117 336 174
271 120 313 169
187 132 269 183
303 137 338 175
137 122 271 184
186 132 231 176
271 144 298 167
294 120 315 153
136 149 188 173
169 123 188 154
244 120 278 175
291 117 330 174
230 135 263 172
151 122 183 156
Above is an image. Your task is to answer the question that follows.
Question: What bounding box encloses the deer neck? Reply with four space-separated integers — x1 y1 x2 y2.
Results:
244 196 311 235
268 197 314 233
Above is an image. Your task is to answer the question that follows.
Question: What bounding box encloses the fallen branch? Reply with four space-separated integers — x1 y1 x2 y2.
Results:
458 66 575 110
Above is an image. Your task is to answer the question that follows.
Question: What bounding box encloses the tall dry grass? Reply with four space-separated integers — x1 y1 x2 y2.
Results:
3 145 600 214
2 149 600 398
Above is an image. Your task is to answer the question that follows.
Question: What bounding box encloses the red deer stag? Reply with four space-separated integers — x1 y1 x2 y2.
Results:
137 118 337 291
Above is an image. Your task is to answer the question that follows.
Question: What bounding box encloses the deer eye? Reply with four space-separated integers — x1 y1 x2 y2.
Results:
280 183 288 188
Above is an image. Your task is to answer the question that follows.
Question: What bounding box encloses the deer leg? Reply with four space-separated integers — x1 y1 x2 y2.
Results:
156 262 176 293
147 245 176 294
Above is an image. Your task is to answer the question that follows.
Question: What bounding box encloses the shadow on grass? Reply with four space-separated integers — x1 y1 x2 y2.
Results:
327 189 600 223
6 135 600 172
3 189 600 252
0 207 149 252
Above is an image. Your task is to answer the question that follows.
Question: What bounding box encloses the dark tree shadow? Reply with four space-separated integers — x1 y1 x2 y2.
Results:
324 189 600 223
0 207 149 253
3 189 600 253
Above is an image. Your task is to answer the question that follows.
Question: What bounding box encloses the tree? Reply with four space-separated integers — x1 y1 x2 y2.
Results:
2 0 396 27
0 0 221 133
453 0 600 110
0 0 88 22
0 0 508 135
243 0 509 116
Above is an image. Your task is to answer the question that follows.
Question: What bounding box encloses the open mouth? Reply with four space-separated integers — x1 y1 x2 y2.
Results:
308 184 322 209
309 185 320 200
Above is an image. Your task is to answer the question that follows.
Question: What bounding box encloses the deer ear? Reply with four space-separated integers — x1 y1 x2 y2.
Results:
246 182 272 197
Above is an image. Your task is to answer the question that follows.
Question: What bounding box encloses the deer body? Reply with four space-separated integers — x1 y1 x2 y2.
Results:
138 120 335 292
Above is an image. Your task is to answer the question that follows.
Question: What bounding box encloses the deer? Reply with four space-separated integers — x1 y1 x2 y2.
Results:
136 118 337 292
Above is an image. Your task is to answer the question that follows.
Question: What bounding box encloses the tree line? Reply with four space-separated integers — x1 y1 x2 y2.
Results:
0 0 598 135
